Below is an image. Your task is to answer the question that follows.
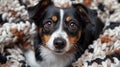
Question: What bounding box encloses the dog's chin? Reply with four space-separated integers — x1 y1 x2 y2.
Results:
53 49 66 54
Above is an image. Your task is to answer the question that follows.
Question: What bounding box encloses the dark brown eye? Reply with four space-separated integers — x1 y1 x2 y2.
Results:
44 21 53 28
69 22 77 30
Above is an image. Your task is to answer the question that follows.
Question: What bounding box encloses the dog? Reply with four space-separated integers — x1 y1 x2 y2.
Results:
26 0 104 67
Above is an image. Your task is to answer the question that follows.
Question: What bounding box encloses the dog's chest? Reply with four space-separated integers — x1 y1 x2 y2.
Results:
39 46 74 67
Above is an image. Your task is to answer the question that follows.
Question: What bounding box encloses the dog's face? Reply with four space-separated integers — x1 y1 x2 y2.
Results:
28 0 97 54
39 5 83 54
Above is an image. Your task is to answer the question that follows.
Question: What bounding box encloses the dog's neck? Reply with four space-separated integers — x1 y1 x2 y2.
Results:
24 45 75 67
38 46 74 67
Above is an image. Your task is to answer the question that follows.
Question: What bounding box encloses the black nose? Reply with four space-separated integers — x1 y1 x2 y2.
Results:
54 38 66 49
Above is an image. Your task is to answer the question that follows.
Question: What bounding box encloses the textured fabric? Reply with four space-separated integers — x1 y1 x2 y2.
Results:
0 0 120 67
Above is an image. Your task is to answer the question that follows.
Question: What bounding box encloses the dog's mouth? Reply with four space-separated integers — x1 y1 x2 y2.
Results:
53 43 79 54
44 43 77 55
54 49 64 53
44 45 66 54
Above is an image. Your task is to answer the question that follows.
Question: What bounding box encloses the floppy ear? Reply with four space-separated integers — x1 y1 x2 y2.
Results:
73 3 97 24
27 0 52 21
73 3 104 49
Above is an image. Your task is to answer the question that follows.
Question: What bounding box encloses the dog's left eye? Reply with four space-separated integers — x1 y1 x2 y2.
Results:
44 21 53 28
69 22 77 31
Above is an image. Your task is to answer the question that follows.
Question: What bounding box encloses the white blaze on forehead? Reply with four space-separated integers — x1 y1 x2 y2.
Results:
59 9 64 30
46 9 70 51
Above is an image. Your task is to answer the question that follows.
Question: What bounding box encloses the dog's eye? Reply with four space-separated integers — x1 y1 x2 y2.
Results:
69 22 77 30
44 21 53 28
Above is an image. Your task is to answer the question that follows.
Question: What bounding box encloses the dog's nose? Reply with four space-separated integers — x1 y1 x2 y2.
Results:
54 38 66 49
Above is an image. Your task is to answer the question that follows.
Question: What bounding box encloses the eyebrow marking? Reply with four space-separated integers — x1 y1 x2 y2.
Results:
66 16 72 22
52 16 57 22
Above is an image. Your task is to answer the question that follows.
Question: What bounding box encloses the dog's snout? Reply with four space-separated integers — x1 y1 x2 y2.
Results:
54 38 66 49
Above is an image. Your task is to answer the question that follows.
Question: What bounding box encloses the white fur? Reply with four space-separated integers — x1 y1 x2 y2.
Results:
39 46 74 67
24 50 40 67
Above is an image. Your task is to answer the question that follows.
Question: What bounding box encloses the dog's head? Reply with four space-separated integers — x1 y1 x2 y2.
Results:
28 0 104 55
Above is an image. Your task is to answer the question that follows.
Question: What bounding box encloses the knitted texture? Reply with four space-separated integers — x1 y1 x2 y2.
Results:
0 0 120 67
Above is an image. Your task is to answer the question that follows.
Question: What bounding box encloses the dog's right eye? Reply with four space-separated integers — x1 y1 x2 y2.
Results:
44 21 53 28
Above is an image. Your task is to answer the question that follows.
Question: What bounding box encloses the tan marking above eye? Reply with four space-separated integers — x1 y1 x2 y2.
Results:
66 16 72 22
52 16 57 22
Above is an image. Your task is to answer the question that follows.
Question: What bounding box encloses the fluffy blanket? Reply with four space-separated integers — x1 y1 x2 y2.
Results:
0 0 120 67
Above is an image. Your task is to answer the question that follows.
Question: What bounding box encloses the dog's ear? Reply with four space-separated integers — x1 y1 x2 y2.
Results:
73 3 97 24
27 0 52 21
73 3 104 35
73 3 104 49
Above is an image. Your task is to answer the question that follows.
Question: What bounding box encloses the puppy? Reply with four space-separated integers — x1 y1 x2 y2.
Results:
27 0 104 67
